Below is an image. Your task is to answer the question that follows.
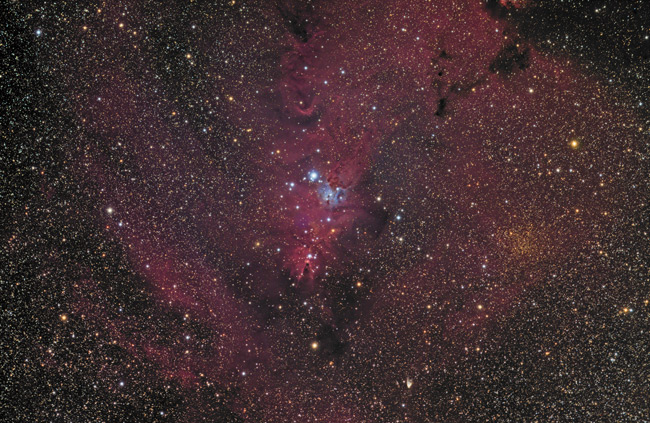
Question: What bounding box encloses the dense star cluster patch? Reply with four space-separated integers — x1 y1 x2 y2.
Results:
3 0 650 421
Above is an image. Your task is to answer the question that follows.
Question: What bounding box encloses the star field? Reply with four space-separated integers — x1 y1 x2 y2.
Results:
4 0 650 421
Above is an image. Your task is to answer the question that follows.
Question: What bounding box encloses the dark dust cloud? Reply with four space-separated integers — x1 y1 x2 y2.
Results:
4 0 650 421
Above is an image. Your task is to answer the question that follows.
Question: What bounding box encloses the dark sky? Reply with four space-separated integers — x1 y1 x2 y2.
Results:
4 0 650 421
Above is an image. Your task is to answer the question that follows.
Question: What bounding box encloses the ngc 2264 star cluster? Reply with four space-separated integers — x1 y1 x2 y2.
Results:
4 0 650 421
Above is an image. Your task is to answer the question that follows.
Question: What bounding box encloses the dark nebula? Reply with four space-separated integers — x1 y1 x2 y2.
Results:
5 0 650 421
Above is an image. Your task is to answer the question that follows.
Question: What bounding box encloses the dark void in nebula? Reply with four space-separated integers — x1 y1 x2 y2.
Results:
5 0 650 421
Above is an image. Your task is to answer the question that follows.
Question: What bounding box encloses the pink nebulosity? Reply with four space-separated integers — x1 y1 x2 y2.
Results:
65 0 645 421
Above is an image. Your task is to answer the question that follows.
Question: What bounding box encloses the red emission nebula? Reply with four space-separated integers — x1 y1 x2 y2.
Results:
8 0 650 422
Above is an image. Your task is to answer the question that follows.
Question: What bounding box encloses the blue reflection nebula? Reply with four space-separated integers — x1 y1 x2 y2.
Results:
318 184 346 207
